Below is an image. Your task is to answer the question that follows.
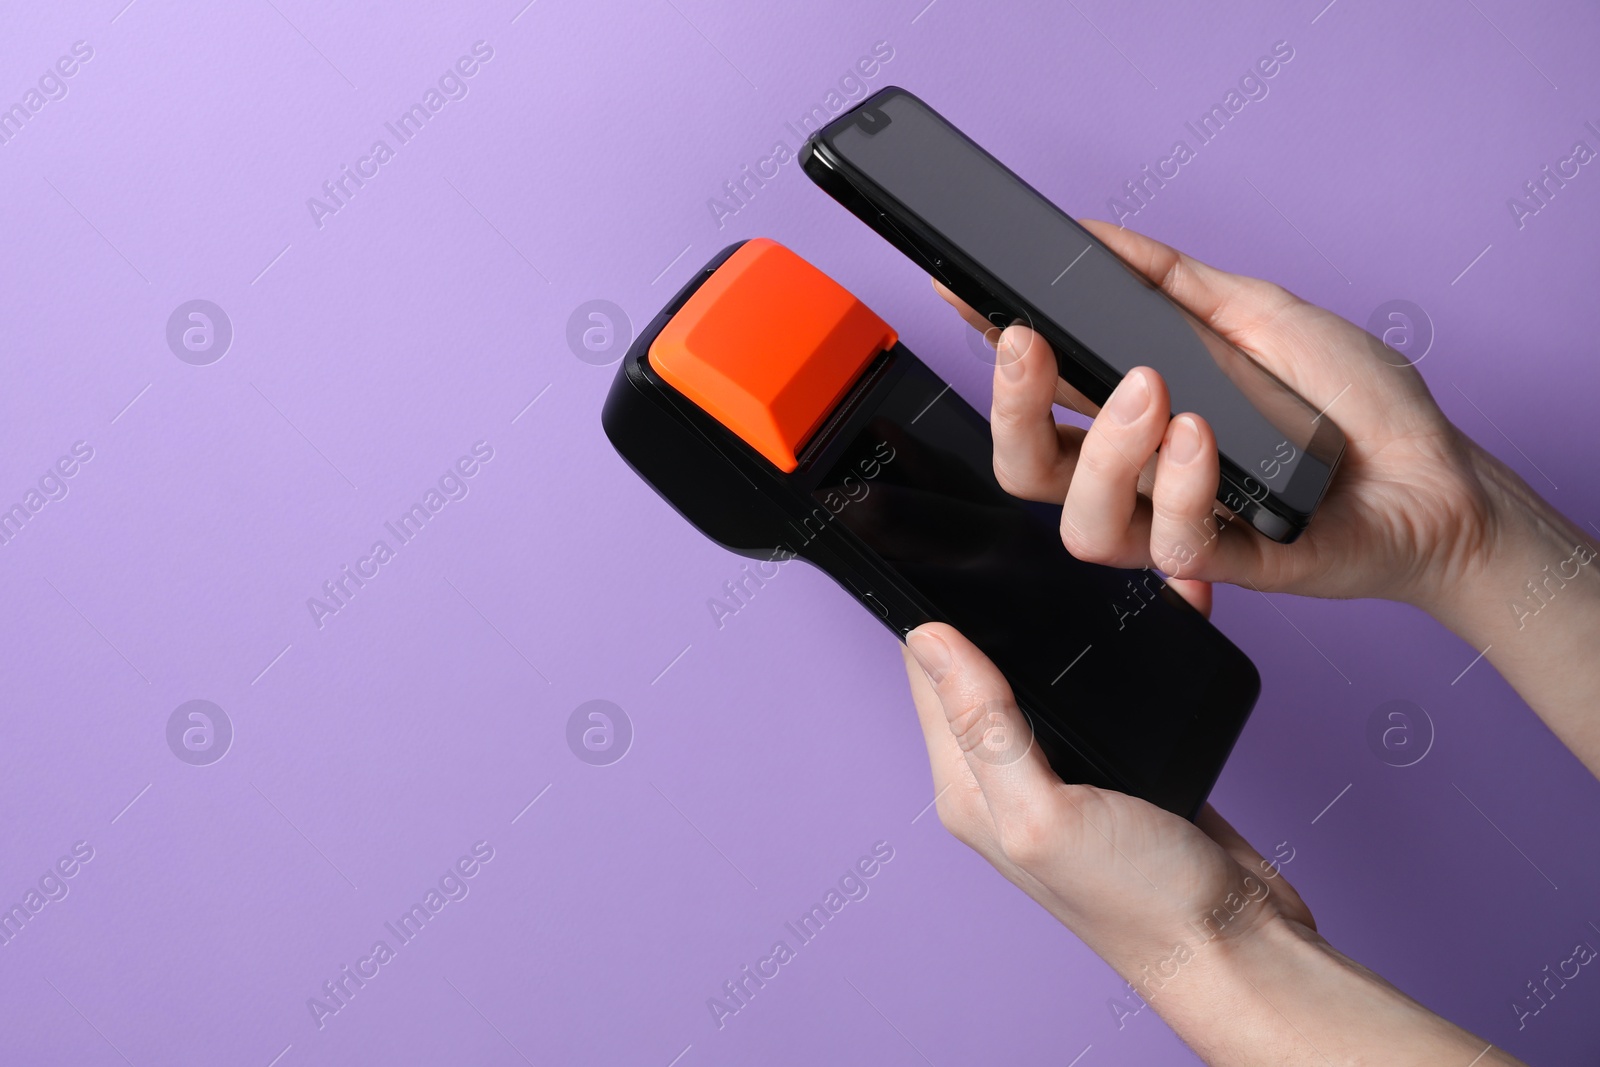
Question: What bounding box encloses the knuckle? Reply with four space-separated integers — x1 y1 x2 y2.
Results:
1154 252 1186 296
1150 501 1204 556
1236 278 1303 333
1153 539 1201 577
992 455 1046 499
995 815 1054 869
989 394 1026 430
992 456 1023 496
946 697 1007 758
1251 277 1299 314
1074 442 1123 482
1148 499 1186 536
1060 514 1107 562
935 793 980 844
991 383 1047 429
935 803 966 839
934 801 963 836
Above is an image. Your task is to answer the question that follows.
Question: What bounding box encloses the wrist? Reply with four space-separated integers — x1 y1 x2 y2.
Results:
1403 431 1600 780
1109 910 1323 1061
1131 911 1514 1066
1407 435 1590 627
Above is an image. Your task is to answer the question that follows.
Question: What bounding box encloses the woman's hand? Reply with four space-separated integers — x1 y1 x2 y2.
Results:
942 218 1510 614
902 619 1526 1066
901 619 1312 974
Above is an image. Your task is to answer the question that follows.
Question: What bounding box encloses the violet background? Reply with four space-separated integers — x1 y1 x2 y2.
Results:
2 0 1598 1063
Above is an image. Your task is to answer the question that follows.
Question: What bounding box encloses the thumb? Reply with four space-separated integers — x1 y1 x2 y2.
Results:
905 623 1062 818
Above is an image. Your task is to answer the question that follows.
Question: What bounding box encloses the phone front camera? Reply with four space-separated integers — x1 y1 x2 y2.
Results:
858 108 891 133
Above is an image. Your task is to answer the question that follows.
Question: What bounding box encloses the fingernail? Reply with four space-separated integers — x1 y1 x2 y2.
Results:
997 330 1025 381
1105 370 1150 425
906 630 951 684
1168 415 1201 464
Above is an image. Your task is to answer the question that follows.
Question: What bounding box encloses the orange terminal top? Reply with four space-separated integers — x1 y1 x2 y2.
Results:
648 238 897 472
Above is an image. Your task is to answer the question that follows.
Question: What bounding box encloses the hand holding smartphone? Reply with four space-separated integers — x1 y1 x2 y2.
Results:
801 87 1346 543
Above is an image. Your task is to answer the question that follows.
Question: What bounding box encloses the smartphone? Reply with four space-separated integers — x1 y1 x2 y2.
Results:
801 86 1346 543
603 238 1260 818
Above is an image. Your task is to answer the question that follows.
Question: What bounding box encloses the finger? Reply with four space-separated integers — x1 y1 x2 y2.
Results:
932 279 1096 417
1079 219 1301 342
1077 219 1372 420
990 325 1084 502
905 623 1061 824
901 643 970 797
901 643 996 846
1060 367 1169 567
1148 414 1226 580
1074 219 1398 465
931 277 996 338
1140 413 1271 591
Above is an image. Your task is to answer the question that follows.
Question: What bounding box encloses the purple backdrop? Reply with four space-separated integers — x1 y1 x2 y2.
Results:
2 0 1598 1063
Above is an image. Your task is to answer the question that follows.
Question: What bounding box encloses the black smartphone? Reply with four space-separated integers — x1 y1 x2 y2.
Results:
801 86 1346 543
603 239 1260 818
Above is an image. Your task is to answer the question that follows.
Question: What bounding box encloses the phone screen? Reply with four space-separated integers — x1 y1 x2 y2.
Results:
821 89 1337 516
807 355 1253 796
